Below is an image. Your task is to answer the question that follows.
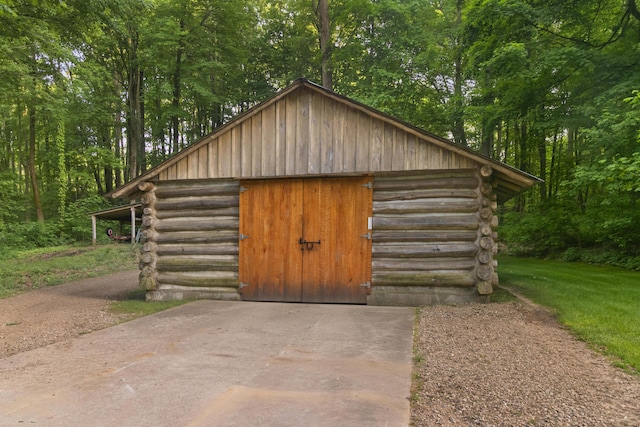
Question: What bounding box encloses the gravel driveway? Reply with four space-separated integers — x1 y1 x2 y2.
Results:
1 272 640 426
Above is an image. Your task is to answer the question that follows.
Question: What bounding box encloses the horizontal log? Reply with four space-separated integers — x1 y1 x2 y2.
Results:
375 170 477 182
157 271 238 288
156 255 238 272
374 189 479 202
372 271 475 287
372 230 478 243
155 207 239 219
372 257 476 271
155 230 238 244
156 243 238 256
154 181 238 198
374 176 479 191
372 214 479 230
155 197 239 211
154 216 239 232
373 199 480 214
372 242 478 258
480 165 493 178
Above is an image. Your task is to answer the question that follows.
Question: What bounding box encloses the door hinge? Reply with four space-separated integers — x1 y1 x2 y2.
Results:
239 282 249 289
360 232 371 240
359 281 371 288
239 186 249 193
239 233 250 241
361 182 372 189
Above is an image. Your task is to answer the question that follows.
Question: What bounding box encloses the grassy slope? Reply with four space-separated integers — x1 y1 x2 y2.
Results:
499 256 640 373
0 244 138 298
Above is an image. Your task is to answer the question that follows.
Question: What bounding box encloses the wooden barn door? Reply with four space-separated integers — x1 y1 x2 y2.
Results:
239 177 372 303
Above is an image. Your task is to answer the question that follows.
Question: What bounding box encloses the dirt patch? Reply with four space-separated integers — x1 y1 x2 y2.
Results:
0 270 138 359
411 302 640 426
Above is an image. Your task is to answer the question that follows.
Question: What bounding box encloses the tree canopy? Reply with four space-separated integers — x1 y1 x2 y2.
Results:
1 0 639 267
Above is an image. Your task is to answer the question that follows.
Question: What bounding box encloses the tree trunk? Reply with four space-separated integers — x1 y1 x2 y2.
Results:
172 19 184 154
27 104 44 222
317 0 332 90
452 0 466 146
126 28 143 180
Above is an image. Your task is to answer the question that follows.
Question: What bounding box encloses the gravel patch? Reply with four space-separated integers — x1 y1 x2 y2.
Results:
0 270 138 359
411 301 640 426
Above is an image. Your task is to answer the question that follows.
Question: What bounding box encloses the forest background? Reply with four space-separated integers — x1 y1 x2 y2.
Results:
1 0 639 268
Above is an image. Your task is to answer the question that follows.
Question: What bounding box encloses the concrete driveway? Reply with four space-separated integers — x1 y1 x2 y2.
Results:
0 301 414 426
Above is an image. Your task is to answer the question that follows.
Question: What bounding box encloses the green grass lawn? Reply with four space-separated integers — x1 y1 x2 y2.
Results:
0 244 138 298
499 256 640 374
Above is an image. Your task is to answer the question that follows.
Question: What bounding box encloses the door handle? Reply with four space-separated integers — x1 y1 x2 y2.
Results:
298 237 321 251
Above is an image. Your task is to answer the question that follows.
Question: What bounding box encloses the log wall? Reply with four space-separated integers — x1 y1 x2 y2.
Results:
368 169 492 305
138 180 241 301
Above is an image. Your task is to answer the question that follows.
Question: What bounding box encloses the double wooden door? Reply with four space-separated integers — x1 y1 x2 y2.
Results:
239 177 372 303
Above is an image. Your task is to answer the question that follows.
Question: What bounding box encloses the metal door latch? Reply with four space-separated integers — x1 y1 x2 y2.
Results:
359 281 371 288
239 233 250 241
298 237 321 251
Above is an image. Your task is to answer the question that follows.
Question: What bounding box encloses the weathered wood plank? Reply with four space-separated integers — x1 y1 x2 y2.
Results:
240 117 252 177
342 107 357 172
372 242 478 257
155 207 239 219
372 257 476 271
156 255 238 272
374 176 479 191
374 188 478 201
155 197 239 211
218 130 232 177
231 126 242 177
155 230 238 244
198 145 209 179
392 129 406 171
154 217 239 232
295 89 310 174
285 90 297 175
308 91 322 174
374 199 480 214
405 133 417 170
372 272 475 287
251 112 263 176
320 94 334 173
261 103 277 176
372 214 479 230
371 230 478 243
154 182 239 198
370 117 383 172
156 243 238 256
157 271 238 288
356 111 371 171
275 97 287 175
332 101 345 172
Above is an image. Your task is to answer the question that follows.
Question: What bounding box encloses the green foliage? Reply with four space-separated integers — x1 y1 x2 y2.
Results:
499 256 640 373
109 288 187 317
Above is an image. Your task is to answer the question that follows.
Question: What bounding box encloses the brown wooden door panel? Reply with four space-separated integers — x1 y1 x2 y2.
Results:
239 177 372 303
302 177 371 303
239 179 303 301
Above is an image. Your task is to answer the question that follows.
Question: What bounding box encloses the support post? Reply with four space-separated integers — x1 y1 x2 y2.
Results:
91 215 97 246
131 205 136 244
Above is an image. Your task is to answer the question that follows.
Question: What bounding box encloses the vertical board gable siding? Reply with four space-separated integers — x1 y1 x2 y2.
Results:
157 88 478 182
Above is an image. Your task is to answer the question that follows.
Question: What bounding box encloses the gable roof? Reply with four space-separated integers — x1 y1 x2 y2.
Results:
110 79 540 202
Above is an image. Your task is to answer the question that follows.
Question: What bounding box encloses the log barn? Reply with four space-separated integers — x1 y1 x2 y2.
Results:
110 79 539 305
